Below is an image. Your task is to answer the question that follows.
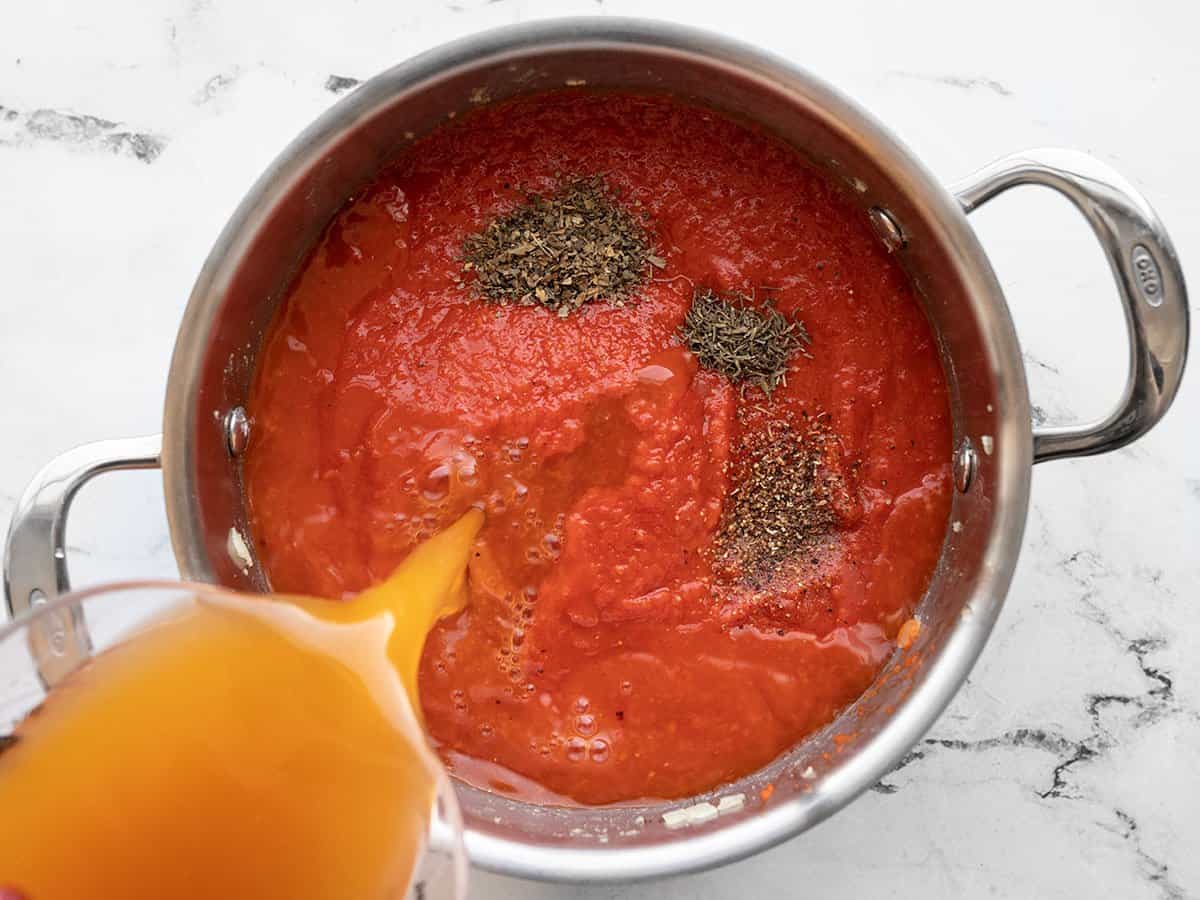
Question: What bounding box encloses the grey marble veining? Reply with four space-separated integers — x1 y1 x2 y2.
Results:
1 0 1196 897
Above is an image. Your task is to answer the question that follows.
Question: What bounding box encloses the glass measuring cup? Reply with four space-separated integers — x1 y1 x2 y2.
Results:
0 580 468 900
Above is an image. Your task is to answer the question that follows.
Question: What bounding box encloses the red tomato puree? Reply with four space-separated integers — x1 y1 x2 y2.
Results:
245 91 952 805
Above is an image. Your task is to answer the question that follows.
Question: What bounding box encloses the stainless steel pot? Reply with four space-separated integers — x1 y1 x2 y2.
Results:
3 18 1188 883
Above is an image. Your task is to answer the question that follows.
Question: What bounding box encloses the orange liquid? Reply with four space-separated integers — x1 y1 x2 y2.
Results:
0 510 482 899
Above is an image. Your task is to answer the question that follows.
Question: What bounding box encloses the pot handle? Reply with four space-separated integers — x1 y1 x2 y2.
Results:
953 148 1188 463
3 435 162 685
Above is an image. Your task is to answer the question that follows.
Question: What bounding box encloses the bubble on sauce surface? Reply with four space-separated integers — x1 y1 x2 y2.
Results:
589 739 610 763
455 453 479 486
564 737 587 762
421 464 452 501
634 363 676 385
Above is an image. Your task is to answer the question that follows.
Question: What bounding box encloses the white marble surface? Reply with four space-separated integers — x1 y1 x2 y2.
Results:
2 0 1197 896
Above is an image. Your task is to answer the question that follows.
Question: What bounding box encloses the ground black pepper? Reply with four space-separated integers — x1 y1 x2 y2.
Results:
713 415 855 586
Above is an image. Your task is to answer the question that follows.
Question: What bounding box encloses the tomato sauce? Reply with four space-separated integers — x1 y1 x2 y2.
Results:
245 91 952 805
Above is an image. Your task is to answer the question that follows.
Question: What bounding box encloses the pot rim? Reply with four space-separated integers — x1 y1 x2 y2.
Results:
162 17 1032 882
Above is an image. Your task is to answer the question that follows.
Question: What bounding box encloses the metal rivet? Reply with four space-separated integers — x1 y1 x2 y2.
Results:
868 207 906 252
224 407 251 457
954 437 978 493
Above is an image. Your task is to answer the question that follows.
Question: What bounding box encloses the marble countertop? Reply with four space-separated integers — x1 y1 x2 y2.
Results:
2 1 1197 897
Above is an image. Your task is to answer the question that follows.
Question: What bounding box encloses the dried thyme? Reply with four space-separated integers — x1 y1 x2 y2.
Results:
462 177 658 317
680 290 810 396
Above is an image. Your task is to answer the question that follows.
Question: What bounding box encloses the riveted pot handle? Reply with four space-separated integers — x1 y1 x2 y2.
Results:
953 149 1188 463
3 435 161 686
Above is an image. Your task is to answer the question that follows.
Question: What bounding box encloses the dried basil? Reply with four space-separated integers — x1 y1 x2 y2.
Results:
462 177 657 316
